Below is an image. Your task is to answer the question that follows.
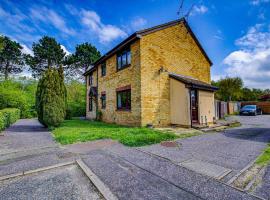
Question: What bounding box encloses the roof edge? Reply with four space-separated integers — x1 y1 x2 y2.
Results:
84 18 213 76
169 73 218 92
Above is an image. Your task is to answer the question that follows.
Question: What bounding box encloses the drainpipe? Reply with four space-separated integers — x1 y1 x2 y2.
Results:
189 89 193 128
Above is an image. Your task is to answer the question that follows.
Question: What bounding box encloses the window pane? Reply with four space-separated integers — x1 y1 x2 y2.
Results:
117 56 121 69
117 93 122 108
127 51 131 65
101 94 106 108
122 53 127 67
101 63 106 76
89 98 92 111
117 89 131 110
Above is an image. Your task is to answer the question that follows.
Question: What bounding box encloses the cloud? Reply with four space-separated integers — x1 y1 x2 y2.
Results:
21 44 33 56
130 17 147 30
60 44 71 55
191 5 208 15
250 0 270 5
213 30 224 40
30 7 75 36
80 10 127 43
0 5 34 33
222 24 270 89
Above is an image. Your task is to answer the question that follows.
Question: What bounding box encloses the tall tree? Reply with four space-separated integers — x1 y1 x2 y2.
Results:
64 42 101 79
26 36 66 78
0 36 25 80
36 68 66 127
213 77 243 101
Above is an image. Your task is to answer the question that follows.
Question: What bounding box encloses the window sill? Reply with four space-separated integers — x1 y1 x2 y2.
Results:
117 64 131 72
116 108 131 112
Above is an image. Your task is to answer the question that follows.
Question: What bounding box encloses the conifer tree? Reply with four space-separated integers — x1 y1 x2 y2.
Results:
36 68 66 127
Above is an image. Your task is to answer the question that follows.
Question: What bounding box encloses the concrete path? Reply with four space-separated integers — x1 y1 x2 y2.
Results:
0 119 77 176
0 118 268 199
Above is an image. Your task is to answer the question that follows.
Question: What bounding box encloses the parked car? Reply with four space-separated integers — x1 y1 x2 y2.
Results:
240 105 262 116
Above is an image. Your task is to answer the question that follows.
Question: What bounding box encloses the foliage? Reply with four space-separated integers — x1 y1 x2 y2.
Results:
212 77 243 101
0 36 4 52
36 68 66 127
241 88 264 101
0 36 25 80
52 119 179 147
213 77 270 101
256 144 270 166
64 42 101 80
26 36 66 78
0 108 20 131
0 79 37 118
65 80 86 117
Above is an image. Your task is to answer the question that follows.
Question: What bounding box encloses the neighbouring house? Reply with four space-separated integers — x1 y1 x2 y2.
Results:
83 18 218 127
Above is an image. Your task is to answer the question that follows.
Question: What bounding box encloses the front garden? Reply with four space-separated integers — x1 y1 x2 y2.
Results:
52 119 200 147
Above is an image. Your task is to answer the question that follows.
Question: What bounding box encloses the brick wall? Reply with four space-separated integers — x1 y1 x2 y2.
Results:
95 40 142 126
140 22 211 126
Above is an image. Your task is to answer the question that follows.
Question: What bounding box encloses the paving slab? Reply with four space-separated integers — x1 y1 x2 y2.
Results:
0 151 77 177
0 164 103 200
180 159 232 179
64 139 118 154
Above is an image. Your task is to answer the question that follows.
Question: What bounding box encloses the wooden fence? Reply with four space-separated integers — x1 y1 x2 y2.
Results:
215 100 241 119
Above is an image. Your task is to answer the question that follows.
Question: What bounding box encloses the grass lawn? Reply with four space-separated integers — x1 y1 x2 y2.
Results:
52 120 200 147
256 144 270 166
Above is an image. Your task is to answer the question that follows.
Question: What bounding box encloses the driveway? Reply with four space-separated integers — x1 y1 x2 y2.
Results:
139 115 270 182
0 117 269 200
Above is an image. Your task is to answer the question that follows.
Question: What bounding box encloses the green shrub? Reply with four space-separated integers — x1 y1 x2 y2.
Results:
36 68 66 128
0 79 37 118
66 81 86 117
0 108 20 131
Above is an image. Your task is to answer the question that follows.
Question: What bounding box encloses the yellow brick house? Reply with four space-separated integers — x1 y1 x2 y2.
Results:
83 18 218 127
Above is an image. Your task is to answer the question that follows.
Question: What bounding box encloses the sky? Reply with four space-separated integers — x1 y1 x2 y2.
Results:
0 0 270 89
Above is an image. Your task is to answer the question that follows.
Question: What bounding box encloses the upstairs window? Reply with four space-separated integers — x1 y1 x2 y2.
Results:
101 62 106 76
101 93 106 109
89 74 93 86
116 88 131 110
117 48 131 70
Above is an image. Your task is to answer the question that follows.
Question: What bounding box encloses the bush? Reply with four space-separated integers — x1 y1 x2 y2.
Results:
36 68 66 128
0 108 20 131
0 79 37 118
66 80 86 117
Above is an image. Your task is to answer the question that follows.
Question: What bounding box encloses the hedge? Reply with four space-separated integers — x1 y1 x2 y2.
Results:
0 108 20 131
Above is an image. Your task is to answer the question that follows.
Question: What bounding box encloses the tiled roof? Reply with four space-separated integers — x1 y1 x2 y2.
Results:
169 72 218 92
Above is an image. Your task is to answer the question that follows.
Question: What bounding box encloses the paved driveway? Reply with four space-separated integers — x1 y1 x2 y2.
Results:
140 115 270 181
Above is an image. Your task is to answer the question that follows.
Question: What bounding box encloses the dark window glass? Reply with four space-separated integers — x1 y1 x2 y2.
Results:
101 62 106 76
89 97 93 111
101 94 106 109
117 56 121 69
127 51 131 65
117 48 131 70
89 74 93 85
117 89 131 110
